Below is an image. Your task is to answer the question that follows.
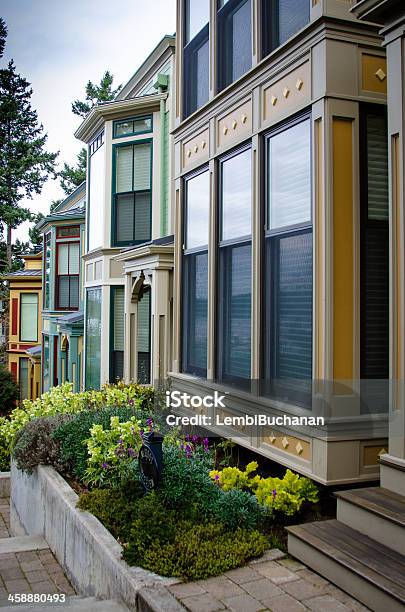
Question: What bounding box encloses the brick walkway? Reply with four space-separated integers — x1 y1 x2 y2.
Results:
168 549 370 612
0 498 75 606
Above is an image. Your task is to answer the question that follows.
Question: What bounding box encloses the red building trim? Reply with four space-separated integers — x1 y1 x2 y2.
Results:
11 299 18 336
10 362 17 381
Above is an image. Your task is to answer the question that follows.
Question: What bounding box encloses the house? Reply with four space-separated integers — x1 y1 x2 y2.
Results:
75 35 175 389
4 253 42 400
170 0 390 486
36 182 86 393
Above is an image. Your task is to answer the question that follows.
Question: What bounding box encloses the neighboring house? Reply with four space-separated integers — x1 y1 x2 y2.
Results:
0 300 5 349
36 182 86 393
4 253 42 400
170 0 390 486
75 35 175 390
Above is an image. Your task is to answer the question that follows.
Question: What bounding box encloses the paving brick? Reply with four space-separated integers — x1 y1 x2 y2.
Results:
221 593 264 612
277 558 306 572
0 555 18 570
296 568 330 588
0 567 24 581
304 595 352 611
24 570 51 584
242 577 282 601
169 583 207 599
51 574 71 590
30 580 58 594
249 549 286 564
4 579 31 593
254 561 300 584
261 593 307 612
195 577 244 599
181 594 225 612
225 566 262 585
282 578 326 600
16 551 37 563
20 560 44 573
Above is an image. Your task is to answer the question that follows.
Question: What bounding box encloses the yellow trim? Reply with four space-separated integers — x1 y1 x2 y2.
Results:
362 54 387 95
393 134 402 380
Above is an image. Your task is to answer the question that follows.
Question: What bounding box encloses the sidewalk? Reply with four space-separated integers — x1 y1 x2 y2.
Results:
168 549 370 612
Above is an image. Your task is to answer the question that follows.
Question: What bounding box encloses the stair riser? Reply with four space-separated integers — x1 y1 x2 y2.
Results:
337 498 405 556
288 533 405 612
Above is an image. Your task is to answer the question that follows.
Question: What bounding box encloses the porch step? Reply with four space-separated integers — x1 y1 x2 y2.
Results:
0 535 48 554
287 519 405 612
336 486 405 555
0 596 131 611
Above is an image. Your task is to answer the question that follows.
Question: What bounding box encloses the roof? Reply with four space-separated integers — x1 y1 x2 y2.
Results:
52 182 86 214
26 345 41 357
3 269 42 279
36 204 86 232
56 311 84 325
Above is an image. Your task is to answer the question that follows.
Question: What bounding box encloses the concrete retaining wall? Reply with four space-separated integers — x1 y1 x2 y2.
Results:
0 472 10 498
10 463 183 611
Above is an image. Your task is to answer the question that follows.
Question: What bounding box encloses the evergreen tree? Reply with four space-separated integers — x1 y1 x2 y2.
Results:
59 147 87 196
0 60 58 270
0 18 7 59
72 70 122 118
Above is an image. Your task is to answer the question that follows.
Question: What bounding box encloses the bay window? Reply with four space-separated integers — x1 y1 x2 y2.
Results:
113 141 152 246
43 335 50 392
182 169 209 376
183 0 209 118
20 293 38 342
218 148 251 385
110 286 125 382
86 288 102 390
262 0 310 57
44 233 51 309
217 0 252 92
264 116 312 404
56 241 80 310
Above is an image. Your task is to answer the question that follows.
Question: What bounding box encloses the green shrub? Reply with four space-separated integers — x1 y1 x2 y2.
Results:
53 406 140 481
0 363 19 417
212 489 265 531
11 414 73 473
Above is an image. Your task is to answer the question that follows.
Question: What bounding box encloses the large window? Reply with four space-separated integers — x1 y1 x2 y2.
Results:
19 358 29 400
137 287 151 384
43 335 50 392
183 0 209 118
20 294 38 342
360 107 389 381
113 116 152 139
56 242 80 310
113 141 152 246
262 0 310 57
183 170 209 376
86 288 102 390
264 116 312 404
110 286 125 382
44 233 51 309
217 0 252 92
218 148 251 385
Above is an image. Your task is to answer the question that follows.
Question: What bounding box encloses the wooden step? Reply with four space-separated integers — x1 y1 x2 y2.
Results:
287 519 405 612
335 487 405 555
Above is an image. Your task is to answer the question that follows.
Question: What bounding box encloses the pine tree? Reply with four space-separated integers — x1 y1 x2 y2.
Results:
72 71 122 119
0 60 58 270
0 18 7 59
59 147 87 196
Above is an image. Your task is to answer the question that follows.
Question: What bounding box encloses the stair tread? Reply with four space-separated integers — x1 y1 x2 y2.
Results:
335 486 405 527
0 598 130 611
287 519 405 603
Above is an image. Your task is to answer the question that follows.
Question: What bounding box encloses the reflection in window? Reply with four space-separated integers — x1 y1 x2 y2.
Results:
263 0 310 57
86 288 102 390
217 0 252 91
221 148 251 241
186 170 210 249
184 0 209 117
20 294 38 342
111 286 124 382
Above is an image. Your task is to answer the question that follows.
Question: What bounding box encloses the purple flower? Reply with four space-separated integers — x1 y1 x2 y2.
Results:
129 399 134 406
185 434 190 442
101 462 109 470
127 448 136 457
192 435 199 443
214 474 220 481
272 489 277 498
140 429 144 437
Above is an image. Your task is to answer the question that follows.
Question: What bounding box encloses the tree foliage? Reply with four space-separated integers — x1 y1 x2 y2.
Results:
0 362 19 416
72 70 122 119
0 18 7 59
59 147 87 196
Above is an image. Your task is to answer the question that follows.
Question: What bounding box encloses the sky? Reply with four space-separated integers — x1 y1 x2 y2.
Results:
0 0 176 242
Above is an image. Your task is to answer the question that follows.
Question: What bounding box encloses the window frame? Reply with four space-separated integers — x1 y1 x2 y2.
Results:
113 115 153 139
109 285 125 383
55 240 80 311
43 232 51 310
111 139 153 248
19 293 38 343
262 111 313 406
57 225 80 239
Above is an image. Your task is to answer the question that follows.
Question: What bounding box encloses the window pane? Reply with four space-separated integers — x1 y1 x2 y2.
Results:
43 336 50 392
20 294 38 342
218 0 252 89
134 193 151 243
133 143 151 191
221 149 251 241
116 194 134 243
113 287 125 351
186 0 209 42
220 243 251 381
58 277 70 308
137 289 151 383
57 226 79 238
184 29 209 117
58 244 69 275
268 120 311 230
183 252 208 376
115 121 133 137
366 111 389 220
186 170 209 249
116 146 133 192
19 358 29 400
69 276 79 309
69 243 80 275
133 117 152 134
86 288 102 390
268 232 312 381
278 0 309 46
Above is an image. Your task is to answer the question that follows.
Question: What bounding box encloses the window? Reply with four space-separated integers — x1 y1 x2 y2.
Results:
89 131 104 156
110 286 125 382
183 0 209 118
57 226 80 238
19 358 29 400
113 116 152 138
56 242 80 310
360 107 389 381
44 233 51 309
137 287 151 384
217 0 252 92
262 0 310 57
264 116 312 405
86 288 102 390
218 148 251 385
183 170 209 376
43 335 50 392
113 142 152 246
20 294 38 342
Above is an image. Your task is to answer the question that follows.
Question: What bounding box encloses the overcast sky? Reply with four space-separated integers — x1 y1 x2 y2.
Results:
0 0 176 242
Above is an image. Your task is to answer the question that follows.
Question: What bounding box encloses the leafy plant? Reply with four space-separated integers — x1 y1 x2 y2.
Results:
0 363 19 417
